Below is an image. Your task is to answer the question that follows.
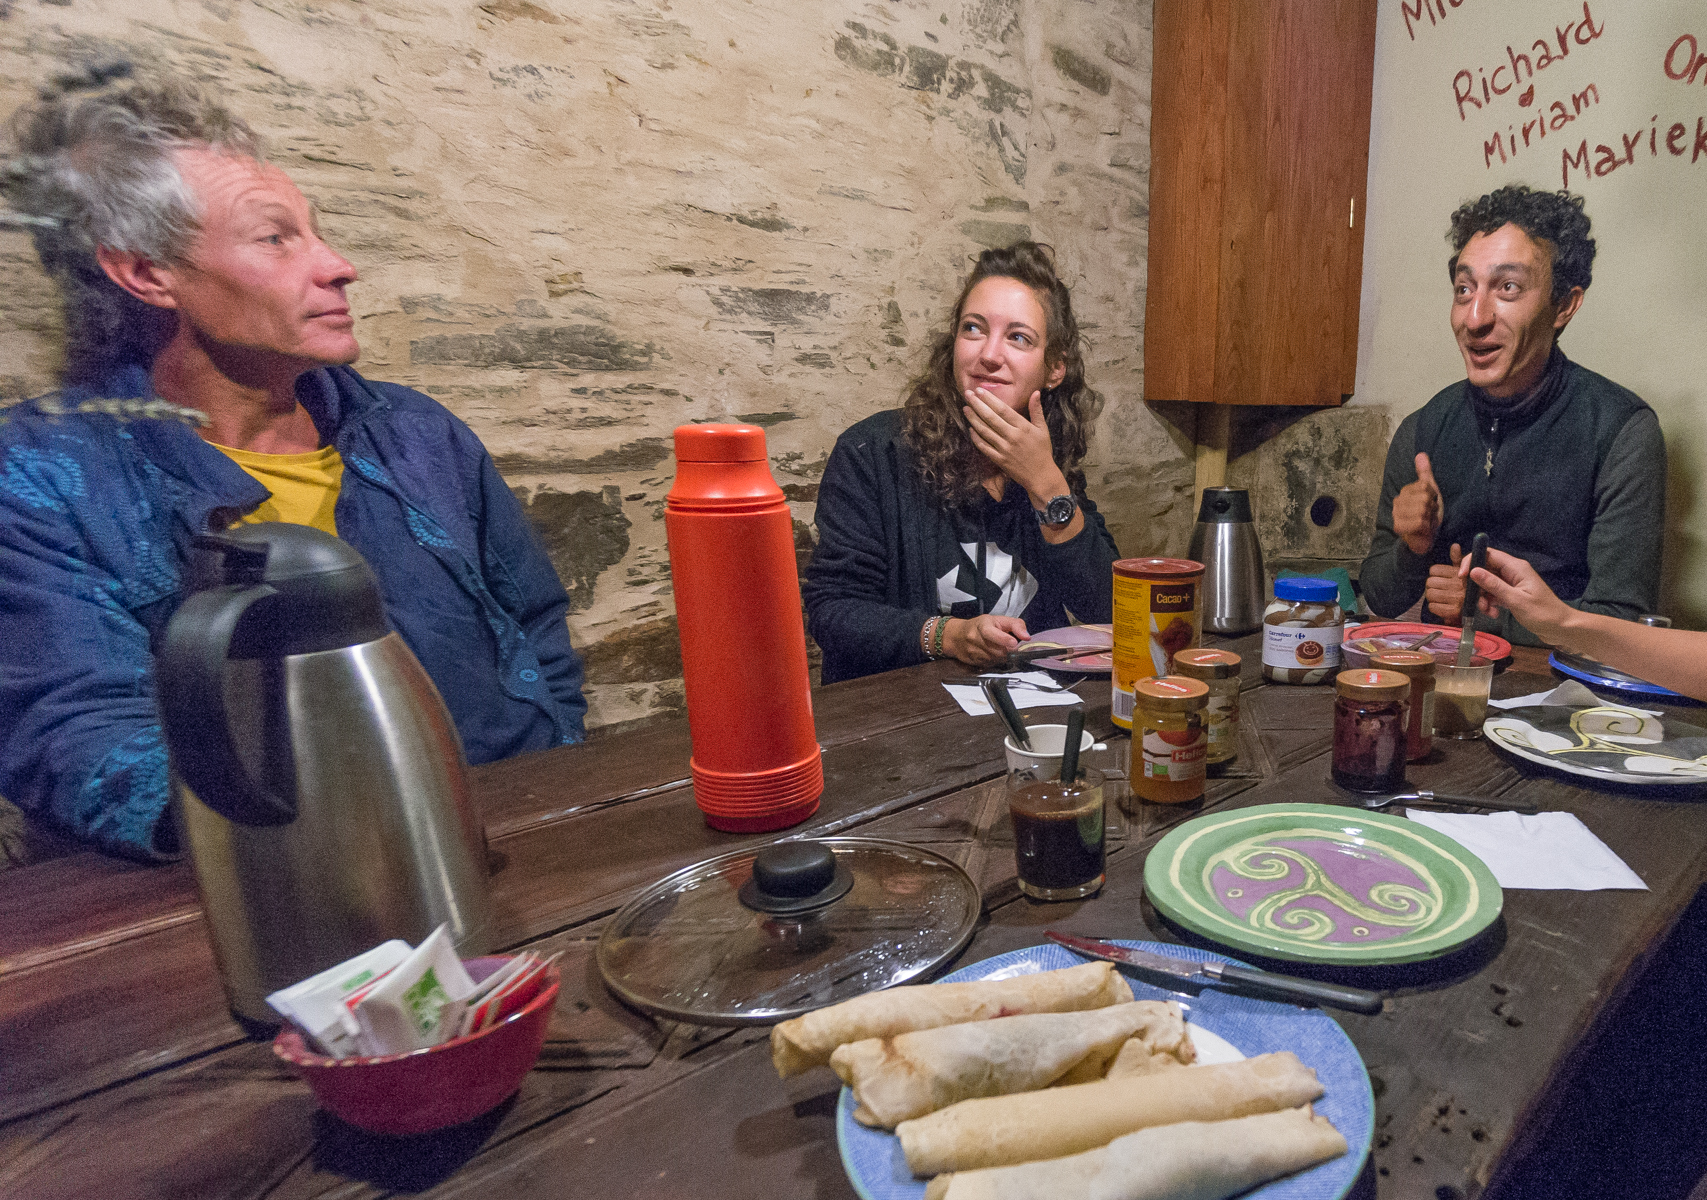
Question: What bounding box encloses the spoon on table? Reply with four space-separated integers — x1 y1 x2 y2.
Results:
1361 789 1538 814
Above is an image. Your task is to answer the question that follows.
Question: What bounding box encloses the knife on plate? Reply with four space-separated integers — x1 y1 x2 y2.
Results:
1004 643 1113 669
1045 931 1385 1016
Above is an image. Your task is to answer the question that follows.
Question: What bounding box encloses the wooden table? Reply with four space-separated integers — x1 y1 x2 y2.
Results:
3 635 1706 1199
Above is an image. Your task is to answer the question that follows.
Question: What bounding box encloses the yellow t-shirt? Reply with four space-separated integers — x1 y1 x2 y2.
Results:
212 442 344 536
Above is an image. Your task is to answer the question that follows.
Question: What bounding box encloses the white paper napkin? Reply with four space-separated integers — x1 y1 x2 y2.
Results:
943 682 1084 716
1403 809 1648 890
1487 679 1660 715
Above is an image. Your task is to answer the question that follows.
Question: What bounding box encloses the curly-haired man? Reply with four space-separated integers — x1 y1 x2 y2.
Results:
1358 184 1665 643
0 66 586 860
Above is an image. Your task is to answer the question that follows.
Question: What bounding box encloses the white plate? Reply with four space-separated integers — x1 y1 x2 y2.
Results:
1485 704 1707 786
834 941 1374 1200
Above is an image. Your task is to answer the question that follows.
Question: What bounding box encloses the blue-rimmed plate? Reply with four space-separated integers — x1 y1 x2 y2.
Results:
835 941 1373 1200
1548 651 1695 705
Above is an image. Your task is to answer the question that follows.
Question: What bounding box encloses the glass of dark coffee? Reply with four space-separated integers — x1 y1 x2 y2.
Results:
1007 765 1106 901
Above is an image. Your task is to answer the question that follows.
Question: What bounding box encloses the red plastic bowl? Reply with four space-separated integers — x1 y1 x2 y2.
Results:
273 956 559 1135
1342 621 1513 670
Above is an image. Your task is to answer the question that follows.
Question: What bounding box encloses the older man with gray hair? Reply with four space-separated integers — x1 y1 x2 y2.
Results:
0 65 586 861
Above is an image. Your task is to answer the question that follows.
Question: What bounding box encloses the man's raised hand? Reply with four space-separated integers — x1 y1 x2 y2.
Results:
1392 452 1443 557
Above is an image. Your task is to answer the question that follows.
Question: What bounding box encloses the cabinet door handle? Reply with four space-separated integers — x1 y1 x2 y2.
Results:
1349 197 1356 229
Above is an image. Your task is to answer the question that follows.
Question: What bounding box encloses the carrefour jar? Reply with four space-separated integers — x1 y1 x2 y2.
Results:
1261 577 1344 685
1171 648 1240 768
1128 676 1209 808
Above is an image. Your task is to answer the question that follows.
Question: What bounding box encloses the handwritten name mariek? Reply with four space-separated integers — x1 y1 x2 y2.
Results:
1451 2 1605 122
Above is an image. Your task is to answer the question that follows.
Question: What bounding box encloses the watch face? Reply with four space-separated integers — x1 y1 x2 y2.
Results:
1044 495 1076 525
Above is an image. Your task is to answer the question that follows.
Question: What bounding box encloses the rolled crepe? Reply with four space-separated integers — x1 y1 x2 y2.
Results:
1103 1036 1192 1081
771 962 1132 1078
897 1051 1323 1176
923 1106 1347 1200
832 1001 1183 1128
1053 1016 1195 1087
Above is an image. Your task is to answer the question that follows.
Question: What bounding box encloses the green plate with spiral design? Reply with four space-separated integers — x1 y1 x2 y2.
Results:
1144 804 1503 965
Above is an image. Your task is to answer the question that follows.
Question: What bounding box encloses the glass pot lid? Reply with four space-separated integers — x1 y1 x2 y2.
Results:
596 837 981 1026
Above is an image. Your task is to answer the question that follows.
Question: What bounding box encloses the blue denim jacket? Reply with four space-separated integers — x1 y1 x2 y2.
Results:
0 365 586 860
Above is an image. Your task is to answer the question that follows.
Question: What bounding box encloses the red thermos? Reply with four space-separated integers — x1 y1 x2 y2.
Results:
665 424 823 832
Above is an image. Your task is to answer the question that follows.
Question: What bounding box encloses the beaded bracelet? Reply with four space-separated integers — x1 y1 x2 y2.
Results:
932 615 949 659
920 616 941 659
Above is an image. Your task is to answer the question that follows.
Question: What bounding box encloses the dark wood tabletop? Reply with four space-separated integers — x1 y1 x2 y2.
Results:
3 634 1705 1200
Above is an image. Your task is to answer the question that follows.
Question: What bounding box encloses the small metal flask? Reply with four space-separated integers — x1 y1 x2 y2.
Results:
1186 487 1266 634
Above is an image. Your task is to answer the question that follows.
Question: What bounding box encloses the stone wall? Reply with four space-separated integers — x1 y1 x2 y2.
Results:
1223 406 1393 592
0 0 1193 732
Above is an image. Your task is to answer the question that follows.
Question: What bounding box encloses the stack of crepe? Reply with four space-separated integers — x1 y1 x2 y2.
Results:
770 962 1348 1200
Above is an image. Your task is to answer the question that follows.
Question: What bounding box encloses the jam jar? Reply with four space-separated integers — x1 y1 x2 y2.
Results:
1127 676 1209 808
1261 577 1344 685
1332 669 1410 793
1369 650 1436 763
1171 648 1240 769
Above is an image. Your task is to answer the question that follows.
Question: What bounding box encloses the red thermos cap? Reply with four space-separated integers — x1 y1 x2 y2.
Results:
673 424 768 463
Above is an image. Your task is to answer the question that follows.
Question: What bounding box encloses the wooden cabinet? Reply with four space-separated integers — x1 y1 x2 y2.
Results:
1144 0 1376 407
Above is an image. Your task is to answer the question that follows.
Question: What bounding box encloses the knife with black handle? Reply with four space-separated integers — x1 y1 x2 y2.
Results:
1047 931 1385 1016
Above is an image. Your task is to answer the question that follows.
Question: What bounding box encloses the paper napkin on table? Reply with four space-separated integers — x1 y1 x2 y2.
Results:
1487 680 1661 716
1404 809 1648 891
943 678 1084 716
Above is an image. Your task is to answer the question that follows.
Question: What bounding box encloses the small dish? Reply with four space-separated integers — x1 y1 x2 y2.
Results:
273 955 559 1135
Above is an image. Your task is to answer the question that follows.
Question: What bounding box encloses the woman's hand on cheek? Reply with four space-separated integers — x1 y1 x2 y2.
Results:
942 614 1031 667
963 388 1059 497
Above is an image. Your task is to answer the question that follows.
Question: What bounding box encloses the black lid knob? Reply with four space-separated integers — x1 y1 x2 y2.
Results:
1195 487 1253 525
739 841 854 914
753 842 836 897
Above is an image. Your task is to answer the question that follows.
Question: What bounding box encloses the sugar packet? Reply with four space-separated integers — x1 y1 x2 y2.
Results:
461 952 559 1036
351 924 477 1055
265 940 412 1058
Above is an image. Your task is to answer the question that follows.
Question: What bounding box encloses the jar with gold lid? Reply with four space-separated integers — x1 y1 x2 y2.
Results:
1370 651 1436 763
1171 648 1241 769
1128 676 1209 808
1332 669 1409 793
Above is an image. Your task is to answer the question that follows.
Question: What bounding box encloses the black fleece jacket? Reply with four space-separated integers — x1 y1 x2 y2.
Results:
803 410 1119 684
1359 351 1664 644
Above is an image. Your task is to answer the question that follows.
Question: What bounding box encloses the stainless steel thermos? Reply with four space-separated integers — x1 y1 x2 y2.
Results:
1187 486 1266 635
156 524 490 1027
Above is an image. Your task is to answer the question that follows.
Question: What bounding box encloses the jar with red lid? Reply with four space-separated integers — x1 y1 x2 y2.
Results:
1171 648 1240 769
1127 675 1209 809
1370 651 1436 763
1110 558 1204 731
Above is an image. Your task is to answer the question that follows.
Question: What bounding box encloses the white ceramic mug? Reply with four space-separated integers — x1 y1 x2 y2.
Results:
1003 724 1107 773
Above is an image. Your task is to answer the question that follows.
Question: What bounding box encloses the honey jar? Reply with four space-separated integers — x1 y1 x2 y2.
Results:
1128 676 1209 807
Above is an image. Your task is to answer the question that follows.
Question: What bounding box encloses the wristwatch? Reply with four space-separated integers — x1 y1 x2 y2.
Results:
1035 494 1078 527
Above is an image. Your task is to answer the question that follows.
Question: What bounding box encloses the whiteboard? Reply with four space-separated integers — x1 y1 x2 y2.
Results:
1353 0 1707 625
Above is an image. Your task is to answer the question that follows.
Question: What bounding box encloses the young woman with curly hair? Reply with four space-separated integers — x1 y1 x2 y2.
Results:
803 242 1119 684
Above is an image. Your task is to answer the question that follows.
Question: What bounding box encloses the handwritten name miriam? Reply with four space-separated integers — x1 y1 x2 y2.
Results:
1451 2 1605 121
